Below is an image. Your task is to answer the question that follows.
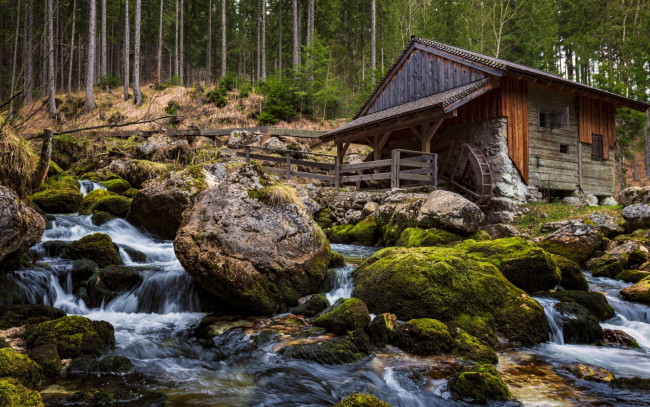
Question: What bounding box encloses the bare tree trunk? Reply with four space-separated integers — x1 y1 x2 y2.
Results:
101 0 107 77
86 0 97 112
207 0 212 83
67 0 76 99
371 0 376 77
221 0 226 78
278 0 282 75
123 0 130 100
292 0 300 67
47 0 57 116
78 34 82 91
158 0 164 84
617 141 625 189
133 0 142 105
261 0 266 80
645 109 650 179
9 0 21 120
24 0 33 104
180 0 184 83
174 0 179 77
307 0 313 45
256 0 261 82
32 130 53 189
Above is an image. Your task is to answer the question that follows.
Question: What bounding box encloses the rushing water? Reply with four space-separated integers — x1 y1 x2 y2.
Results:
7 183 650 405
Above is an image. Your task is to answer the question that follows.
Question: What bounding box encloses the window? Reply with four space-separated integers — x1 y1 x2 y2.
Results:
592 134 604 160
550 107 570 130
560 145 569 154
539 111 549 130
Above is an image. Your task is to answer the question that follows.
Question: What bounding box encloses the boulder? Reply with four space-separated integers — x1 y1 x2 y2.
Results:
31 186 83 214
620 276 650 303
456 237 561 292
446 314 498 348
127 165 222 239
91 195 131 218
334 394 391 407
0 186 45 270
566 364 614 383
227 131 262 148
376 198 425 245
174 163 332 314
61 233 122 268
347 216 379 246
395 227 462 248
0 347 42 388
603 329 640 349
391 318 451 355
589 240 649 278
136 134 173 158
28 344 61 378
615 269 650 283
540 219 581 234
261 137 286 150
448 328 498 364
540 291 614 321
416 190 485 234
0 304 66 330
553 255 589 291
26 316 115 358
100 178 131 195
280 330 370 365
313 298 371 335
538 223 602 264
482 223 520 239
86 265 143 307
600 197 618 206
449 364 512 403
67 356 134 376
0 377 44 406
105 159 169 188
328 252 345 268
81 189 115 213
368 313 397 346
619 186 650 206
292 294 330 318
588 212 624 237
555 302 603 344
623 204 650 231
362 201 380 216
352 247 550 345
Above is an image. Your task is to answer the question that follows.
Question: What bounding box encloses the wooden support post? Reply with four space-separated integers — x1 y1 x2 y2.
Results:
577 141 583 190
391 149 397 189
334 156 340 189
286 155 291 181
433 154 438 187
245 146 251 162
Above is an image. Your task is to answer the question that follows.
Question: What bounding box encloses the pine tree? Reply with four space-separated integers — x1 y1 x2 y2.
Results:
123 0 130 100
133 0 142 105
47 0 57 116
86 0 97 112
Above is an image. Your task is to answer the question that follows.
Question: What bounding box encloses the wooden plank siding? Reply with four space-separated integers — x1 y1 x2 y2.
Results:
366 48 485 115
579 96 617 161
527 84 579 191
501 77 529 182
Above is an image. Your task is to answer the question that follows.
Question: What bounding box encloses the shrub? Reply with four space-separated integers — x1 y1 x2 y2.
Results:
239 84 252 98
0 134 37 197
259 75 299 124
97 75 121 89
218 72 236 91
165 100 181 116
257 111 278 125
162 75 183 87
206 88 228 107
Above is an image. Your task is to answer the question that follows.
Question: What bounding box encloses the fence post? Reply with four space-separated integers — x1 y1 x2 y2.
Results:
245 146 251 162
433 154 438 187
395 150 401 188
286 155 291 181
334 156 340 189
391 150 397 189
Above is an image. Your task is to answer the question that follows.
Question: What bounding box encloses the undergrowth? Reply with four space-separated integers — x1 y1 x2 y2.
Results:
512 202 623 237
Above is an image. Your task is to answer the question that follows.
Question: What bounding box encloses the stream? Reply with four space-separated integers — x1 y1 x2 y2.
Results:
5 181 650 406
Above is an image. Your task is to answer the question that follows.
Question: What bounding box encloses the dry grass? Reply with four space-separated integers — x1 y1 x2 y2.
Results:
265 184 302 207
0 134 37 196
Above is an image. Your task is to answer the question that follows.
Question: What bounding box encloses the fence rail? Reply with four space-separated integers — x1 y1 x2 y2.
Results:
236 146 437 190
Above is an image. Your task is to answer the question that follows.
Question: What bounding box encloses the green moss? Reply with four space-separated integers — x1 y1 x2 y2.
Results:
348 216 379 246
334 393 392 407
590 254 627 278
0 378 43 407
540 291 615 321
68 388 116 405
450 329 498 364
27 344 61 379
328 251 345 269
456 237 561 292
0 305 66 330
91 211 116 226
615 269 650 283
31 187 83 214
26 316 115 359
352 247 550 346
391 318 451 355
62 233 122 267
620 277 650 303
450 364 512 403
179 165 208 192
280 335 367 365
468 230 492 241
396 227 462 248
100 178 131 195
47 161 64 176
329 224 354 244
313 298 371 335
368 313 397 346
315 208 333 229
68 356 133 376
91 195 131 218
553 255 589 291
86 266 143 307
82 189 118 213
125 160 170 187
447 314 498 347
123 188 138 199
293 294 330 318
0 348 42 388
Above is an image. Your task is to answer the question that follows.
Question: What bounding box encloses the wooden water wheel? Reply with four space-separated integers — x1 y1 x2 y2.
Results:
441 142 492 210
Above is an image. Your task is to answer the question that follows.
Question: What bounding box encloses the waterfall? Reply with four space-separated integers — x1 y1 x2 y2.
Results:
534 297 565 345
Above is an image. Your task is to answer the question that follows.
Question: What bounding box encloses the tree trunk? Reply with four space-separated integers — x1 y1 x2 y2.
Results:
47 0 57 116
32 130 53 189
261 0 266 80
9 0 21 120
133 0 142 105
617 141 625 189
256 0 261 82
307 0 313 45
24 0 33 104
175 0 179 77
157 0 164 84
371 0 376 76
645 109 650 179
86 0 97 112
207 0 212 83
67 0 76 99
221 0 226 78
180 0 184 83
123 0 130 100
101 0 107 77
292 0 300 67
278 0 282 75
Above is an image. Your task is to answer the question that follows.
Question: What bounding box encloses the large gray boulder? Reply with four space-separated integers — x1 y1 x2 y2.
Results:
538 223 603 264
0 186 46 270
104 159 169 188
173 163 332 314
416 190 485 234
620 186 650 207
227 131 262 148
623 204 650 231
588 211 624 237
127 165 226 239
136 134 173 157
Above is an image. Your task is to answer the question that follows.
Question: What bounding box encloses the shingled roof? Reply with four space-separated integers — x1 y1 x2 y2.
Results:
322 78 492 140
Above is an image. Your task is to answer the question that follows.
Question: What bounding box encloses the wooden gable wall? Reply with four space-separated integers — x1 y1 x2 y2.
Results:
365 47 486 115
579 96 616 149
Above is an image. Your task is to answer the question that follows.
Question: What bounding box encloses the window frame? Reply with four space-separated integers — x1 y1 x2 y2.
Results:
591 134 604 160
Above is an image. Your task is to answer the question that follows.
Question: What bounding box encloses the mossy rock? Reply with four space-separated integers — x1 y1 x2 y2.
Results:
456 237 561 292
396 227 462 248
330 224 354 244
540 290 614 321
0 304 66 330
449 328 498 364
293 294 330 318
555 302 603 344
0 347 43 388
67 356 133 376
0 378 44 407
27 344 61 379
313 298 371 335
368 313 397 346
122 247 147 263
467 230 492 241
63 388 117 406
449 364 512 403
348 216 379 246
91 211 116 226
615 269 650 283
280 334 368 365
352 247 550 346
41 175 80 192
81 189 118 213
553 255 589 291
620 276 650 303
391 318 451 355
100 178 131 195
31 188 83 214
25 316 115 359
47 161 64 177
610 377 650 392
315 208 334 230
328 251 345 269
123 160 169 188
446 314 498 348
91 195 132 218
334 393 392 407
86 266 143 308
123 188 138 199
61 233 122 268
590 254 627 278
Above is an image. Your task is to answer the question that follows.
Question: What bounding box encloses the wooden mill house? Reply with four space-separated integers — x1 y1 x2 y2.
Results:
321 36 649 216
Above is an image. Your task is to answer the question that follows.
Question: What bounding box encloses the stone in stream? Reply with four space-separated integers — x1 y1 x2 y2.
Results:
86 265 144 307
565 364 614 383
313 298 371 335
27 343 61 379
292 294 330 318
0 185 46 271
538 222 603 264
174 162 332 314
0 378 44 406
589 240 649 278
537 290 615 321
25 316 115 359
367 313 397 346
602 329 641 349
334 394 392 407
449 364 512 403
30 176 83 214
391 318 452 355
61 233 122 268
0 347 43 388
553 255 589 291
620 276 650 303
554 302 603 344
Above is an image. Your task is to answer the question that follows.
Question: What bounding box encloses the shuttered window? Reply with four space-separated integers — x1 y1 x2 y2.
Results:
591 134 604 160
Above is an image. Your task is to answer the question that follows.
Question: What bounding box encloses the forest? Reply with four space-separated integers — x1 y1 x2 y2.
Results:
0 0 649 184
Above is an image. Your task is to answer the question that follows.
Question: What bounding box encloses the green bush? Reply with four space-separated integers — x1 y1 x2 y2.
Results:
239 84 252 98
206 88 228 108
163 75 183 87
97 75 121 89
165 100 181 116
218 73 236 91
258 75 299 124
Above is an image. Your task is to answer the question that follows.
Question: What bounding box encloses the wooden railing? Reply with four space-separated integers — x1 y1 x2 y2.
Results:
235 146 437 190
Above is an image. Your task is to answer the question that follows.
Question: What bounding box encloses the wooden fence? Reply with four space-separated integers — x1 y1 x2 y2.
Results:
236 146 437 190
